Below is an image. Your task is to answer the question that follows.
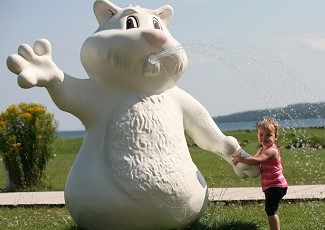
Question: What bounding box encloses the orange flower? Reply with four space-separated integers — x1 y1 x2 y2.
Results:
22 113 32 119
11 143 21 148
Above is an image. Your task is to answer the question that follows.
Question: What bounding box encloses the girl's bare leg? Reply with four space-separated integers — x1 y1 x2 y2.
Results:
268 215 280 230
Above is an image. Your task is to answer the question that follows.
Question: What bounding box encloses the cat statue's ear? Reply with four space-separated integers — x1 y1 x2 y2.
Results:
94 1 173 27
155 5 173 25
93 0 121 27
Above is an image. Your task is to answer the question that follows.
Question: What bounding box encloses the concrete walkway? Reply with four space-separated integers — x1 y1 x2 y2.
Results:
209 184 325 201
0 185 324 206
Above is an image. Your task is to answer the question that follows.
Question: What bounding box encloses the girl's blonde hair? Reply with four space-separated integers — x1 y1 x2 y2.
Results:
257 117 279 134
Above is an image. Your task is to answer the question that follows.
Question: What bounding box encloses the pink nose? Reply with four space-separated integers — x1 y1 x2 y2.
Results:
142 30 168 48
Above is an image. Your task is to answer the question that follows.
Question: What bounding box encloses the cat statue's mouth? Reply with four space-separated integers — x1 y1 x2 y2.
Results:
144 53 160 77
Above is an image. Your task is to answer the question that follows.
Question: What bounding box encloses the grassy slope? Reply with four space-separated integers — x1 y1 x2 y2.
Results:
1 128 324 190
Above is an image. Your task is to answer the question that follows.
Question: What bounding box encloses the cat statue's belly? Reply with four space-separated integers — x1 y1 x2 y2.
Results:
64 93 208 230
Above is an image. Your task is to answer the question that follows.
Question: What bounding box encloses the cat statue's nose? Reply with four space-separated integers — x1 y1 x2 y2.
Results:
142 30 168 48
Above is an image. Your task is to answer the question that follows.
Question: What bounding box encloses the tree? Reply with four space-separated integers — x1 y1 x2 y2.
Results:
0 103 58 191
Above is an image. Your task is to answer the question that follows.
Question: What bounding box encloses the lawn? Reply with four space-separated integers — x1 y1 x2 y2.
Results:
0 201 324 229
1 128 324 190
0 127 324 229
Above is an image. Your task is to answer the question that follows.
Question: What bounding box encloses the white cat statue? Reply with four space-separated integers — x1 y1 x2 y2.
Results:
7 0 259 229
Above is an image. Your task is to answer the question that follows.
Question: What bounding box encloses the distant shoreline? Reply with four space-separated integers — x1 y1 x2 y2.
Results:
57 130 85 138
57 118 325 138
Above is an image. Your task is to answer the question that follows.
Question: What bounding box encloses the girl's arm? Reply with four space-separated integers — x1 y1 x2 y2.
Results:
232 147 277 165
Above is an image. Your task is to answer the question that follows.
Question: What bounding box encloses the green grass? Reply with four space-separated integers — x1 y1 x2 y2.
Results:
0 201 324 229
41 138 83 191
1 128 324 190
0 206 76 230
0 138 82 191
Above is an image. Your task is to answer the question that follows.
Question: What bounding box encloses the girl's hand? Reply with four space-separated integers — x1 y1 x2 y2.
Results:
232 154 241 165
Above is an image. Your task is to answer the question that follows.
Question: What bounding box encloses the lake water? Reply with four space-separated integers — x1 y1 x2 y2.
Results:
57 118 325 138
217 118 325 131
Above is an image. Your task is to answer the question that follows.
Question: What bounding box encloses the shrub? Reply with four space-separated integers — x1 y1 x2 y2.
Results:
0 103 58 191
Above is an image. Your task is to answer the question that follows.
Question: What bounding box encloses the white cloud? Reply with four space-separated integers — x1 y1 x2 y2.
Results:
303 38 325 53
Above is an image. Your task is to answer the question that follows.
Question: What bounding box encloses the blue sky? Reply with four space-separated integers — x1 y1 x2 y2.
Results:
1 0 325 131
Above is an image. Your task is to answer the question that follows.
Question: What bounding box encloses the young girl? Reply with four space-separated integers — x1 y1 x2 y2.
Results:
232 117 288 230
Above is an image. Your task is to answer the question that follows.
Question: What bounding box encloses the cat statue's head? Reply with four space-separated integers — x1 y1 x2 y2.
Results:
81 0 188 94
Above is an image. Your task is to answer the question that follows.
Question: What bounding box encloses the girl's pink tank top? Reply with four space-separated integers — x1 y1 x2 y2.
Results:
258 144 288 192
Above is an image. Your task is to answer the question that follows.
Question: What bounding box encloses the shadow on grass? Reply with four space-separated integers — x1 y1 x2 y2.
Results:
66 226 80 230
66 220 259 230
189 220 259 230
